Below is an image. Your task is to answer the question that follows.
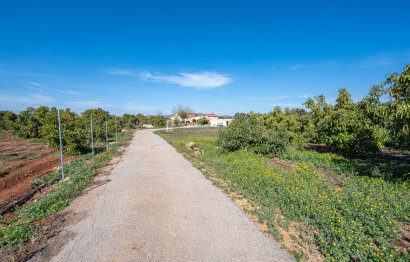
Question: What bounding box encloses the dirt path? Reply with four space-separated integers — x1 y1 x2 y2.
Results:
39 130 293 261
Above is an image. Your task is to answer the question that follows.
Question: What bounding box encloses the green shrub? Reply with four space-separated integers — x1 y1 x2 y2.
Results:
197 117 210 125
0 110 16 130
218 113 289 156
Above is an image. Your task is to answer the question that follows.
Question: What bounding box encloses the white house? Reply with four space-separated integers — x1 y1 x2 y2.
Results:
170 112 232 127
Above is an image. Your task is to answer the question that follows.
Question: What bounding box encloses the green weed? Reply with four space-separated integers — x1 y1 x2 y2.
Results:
157 128 410 261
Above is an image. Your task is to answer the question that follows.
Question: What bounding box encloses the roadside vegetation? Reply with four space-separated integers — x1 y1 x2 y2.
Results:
0 106 137 254
0 129 133 247
157 65 410 261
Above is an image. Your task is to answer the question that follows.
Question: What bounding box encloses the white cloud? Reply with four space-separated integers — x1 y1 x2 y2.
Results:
108 68 135 76
139 71 232 89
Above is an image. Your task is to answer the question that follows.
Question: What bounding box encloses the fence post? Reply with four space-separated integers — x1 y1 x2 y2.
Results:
57 109 64 179
105 119 108 148
90 113 95 160
115 116 118 142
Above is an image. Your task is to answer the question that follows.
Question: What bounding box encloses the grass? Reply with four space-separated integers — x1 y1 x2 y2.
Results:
0 129 134 246
156 128 410 261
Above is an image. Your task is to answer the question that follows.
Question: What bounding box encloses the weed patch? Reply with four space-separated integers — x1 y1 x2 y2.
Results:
157 128 410 261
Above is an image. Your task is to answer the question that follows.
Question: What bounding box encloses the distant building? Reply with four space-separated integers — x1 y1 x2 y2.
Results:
170 112 232 127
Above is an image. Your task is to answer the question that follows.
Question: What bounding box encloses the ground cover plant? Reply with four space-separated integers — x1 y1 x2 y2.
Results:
0 129 134 247
157 128 410 261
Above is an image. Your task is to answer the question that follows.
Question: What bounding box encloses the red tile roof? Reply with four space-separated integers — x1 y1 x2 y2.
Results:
202 113 217 117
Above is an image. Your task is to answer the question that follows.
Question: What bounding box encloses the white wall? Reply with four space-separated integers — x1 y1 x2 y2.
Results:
210 118 232 127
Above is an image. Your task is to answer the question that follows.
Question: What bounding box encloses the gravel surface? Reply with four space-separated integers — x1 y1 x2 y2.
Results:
49 130 294 262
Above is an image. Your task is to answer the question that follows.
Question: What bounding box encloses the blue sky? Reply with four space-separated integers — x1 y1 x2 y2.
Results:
0 0 409 116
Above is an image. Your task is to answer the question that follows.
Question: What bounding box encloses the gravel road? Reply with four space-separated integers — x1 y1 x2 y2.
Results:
49 130 294 261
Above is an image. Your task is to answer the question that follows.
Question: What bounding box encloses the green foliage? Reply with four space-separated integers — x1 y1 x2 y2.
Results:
197 116 210 125
158 129 410 261
383 64 410 149
217 113 289 156
136 113 147 126
259 106 313 145
173 118 181 126
147 115 167 128
5 106 137 155
81 108 110 142
304 89 389 153
121 113 137 129
0 222 33 246
39 108 89 155
0 110 16 130
13 107 41 138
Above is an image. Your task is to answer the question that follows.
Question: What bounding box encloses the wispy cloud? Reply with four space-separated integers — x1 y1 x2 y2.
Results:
139 71 232 89
108 68 135 76
0 94 54 106
268 62 280 71
25 81 85 96
354 51 410 69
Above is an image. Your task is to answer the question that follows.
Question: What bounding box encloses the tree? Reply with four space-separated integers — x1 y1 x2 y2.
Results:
0 110 16 130
197 117 209 125
146 116 166 128
172 104 193 124
218 113 289 156
39 108 88 155
335 88 354 110
14 107 41 138
304 89 388 153
121 113 137 129
383 64 410 148
81 108 111 142
136 113 147 126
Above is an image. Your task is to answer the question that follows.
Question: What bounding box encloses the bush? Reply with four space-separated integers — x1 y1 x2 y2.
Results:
197 117 209 125
256 128 290 156
0 110 16 130
218 113 289 156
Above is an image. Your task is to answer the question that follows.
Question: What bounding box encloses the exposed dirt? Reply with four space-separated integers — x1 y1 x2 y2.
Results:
0 131 73 204
391 224 410 254
0 210 84 262
267 157 296 171
0 145 128 262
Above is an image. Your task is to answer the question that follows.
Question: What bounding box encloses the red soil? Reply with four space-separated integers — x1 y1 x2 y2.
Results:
0 131 73 204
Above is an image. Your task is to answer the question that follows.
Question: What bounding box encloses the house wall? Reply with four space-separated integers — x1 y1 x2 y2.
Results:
210 118 232 127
